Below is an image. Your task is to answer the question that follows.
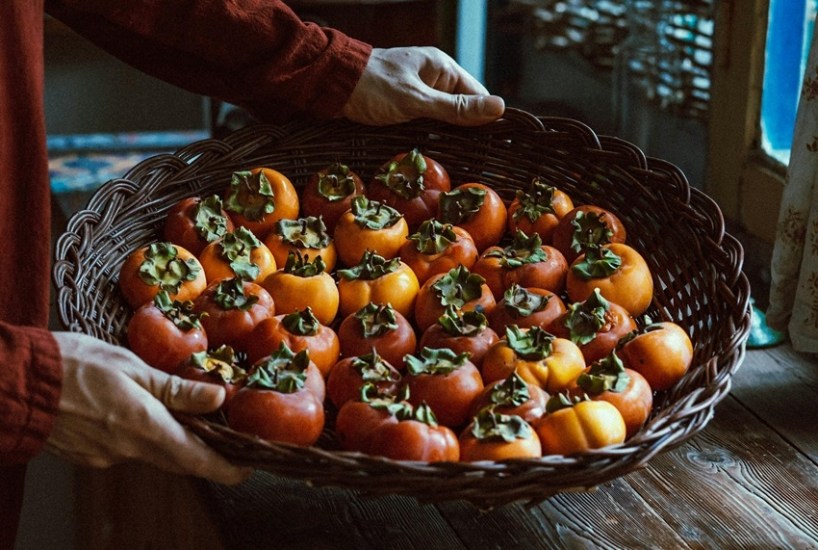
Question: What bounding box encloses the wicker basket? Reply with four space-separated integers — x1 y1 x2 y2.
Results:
53 108 751 508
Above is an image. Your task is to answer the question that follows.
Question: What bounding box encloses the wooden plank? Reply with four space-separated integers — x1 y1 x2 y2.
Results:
435 481 690 550
75 464 223 550
197 474 469 549
626 397 818 549
730 346 818 461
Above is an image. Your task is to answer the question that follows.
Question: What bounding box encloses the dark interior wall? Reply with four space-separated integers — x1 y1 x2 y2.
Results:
486 31 708 191
43 19 207 136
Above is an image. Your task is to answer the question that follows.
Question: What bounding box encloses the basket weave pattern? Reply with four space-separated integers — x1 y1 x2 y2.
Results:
53 109 750 508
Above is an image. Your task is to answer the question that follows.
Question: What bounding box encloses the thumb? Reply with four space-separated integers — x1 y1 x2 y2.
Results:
149 373 227 415
430 92 505 126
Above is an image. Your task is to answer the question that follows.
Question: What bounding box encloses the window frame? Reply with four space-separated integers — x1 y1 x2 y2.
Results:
707 0 788 243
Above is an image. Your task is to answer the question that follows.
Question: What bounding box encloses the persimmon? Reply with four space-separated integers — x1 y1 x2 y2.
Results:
198 226 277 284
163 195 235 256
260 252 339 325
570 352 653 438
548 288 637 365
367 148 451 230
472 230 569 300
617 321 694 391
336 251 419 320
223 167 299 239
192 278 275 352
245 308 340 378
127 291 208 374
488 284 567 335
119 242 207 310
333 196 409 267
437 183 507 252
534 393 626 456
326 349 402 409
419 305 499 368
228 345 324 446
566 243 654 317
414 265 496 333
399 219 479 285
404 347 484 428
507 177 574 244
264 216 337 272
459 409 542 461
300 162 366 232
552 205 627 265
337 302 417 371
468 371 549 425
481 325 585 394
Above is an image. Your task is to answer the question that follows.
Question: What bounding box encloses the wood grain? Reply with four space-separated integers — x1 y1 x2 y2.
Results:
70 346 818 550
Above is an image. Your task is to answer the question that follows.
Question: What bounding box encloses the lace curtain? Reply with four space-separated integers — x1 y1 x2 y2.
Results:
766 16 818 352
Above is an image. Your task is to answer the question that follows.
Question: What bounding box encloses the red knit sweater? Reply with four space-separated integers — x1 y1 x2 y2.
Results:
0 1 370 546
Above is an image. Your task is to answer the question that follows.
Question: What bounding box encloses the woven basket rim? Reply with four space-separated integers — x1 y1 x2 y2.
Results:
52 107 751 507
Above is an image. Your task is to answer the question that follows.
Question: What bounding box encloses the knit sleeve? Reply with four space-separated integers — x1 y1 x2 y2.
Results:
45 0 373 123
0 323 62 465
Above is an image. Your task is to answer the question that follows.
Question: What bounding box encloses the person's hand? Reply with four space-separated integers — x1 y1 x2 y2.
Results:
341 46 505 126
46 332 250 485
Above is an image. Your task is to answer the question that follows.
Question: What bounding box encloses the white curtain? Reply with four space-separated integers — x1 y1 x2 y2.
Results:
766 17 818 352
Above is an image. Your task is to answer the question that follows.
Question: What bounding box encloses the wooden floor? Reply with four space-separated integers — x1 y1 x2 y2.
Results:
64 340 818 550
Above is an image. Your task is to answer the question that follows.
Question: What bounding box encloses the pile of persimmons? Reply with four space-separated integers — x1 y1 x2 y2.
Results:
119 149 693 462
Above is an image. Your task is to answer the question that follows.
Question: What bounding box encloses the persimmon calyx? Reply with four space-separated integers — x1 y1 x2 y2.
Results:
276 216 331 248
577 352 630 395
219 227 262 281
355 303 399 338
513 177 558 222
336 251 400 281
213 278 260 311
188 345 246 384
317 163 357 202
488 372 531 408
407 219 458 254
153 291 203 331
438 186 486 225
351 349 402 383
569 210 614 253
350 196 403 230
562 288 610 345
432 265 486 307
138 242 201 293
282 307 320 336
437 304 488 337
246 342 310 393
405 346 471 376
375 148 427 199
283 251 326 277
485 230 547 269
225 170 276 221
193 195 231 243
471 409 532 442
505 325 554 360
545 391 588 413
503 283 549 317
571 247 622 280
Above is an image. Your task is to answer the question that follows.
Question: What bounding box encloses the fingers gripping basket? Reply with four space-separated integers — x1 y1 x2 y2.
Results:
53 108 751 508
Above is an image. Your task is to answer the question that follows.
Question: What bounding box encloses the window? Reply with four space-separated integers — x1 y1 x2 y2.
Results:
760 0 817 165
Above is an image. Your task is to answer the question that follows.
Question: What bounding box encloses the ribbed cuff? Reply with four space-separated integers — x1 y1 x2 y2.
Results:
0 326 62 464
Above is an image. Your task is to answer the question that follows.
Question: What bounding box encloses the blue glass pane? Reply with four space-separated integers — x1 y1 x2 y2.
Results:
761 0 816 164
